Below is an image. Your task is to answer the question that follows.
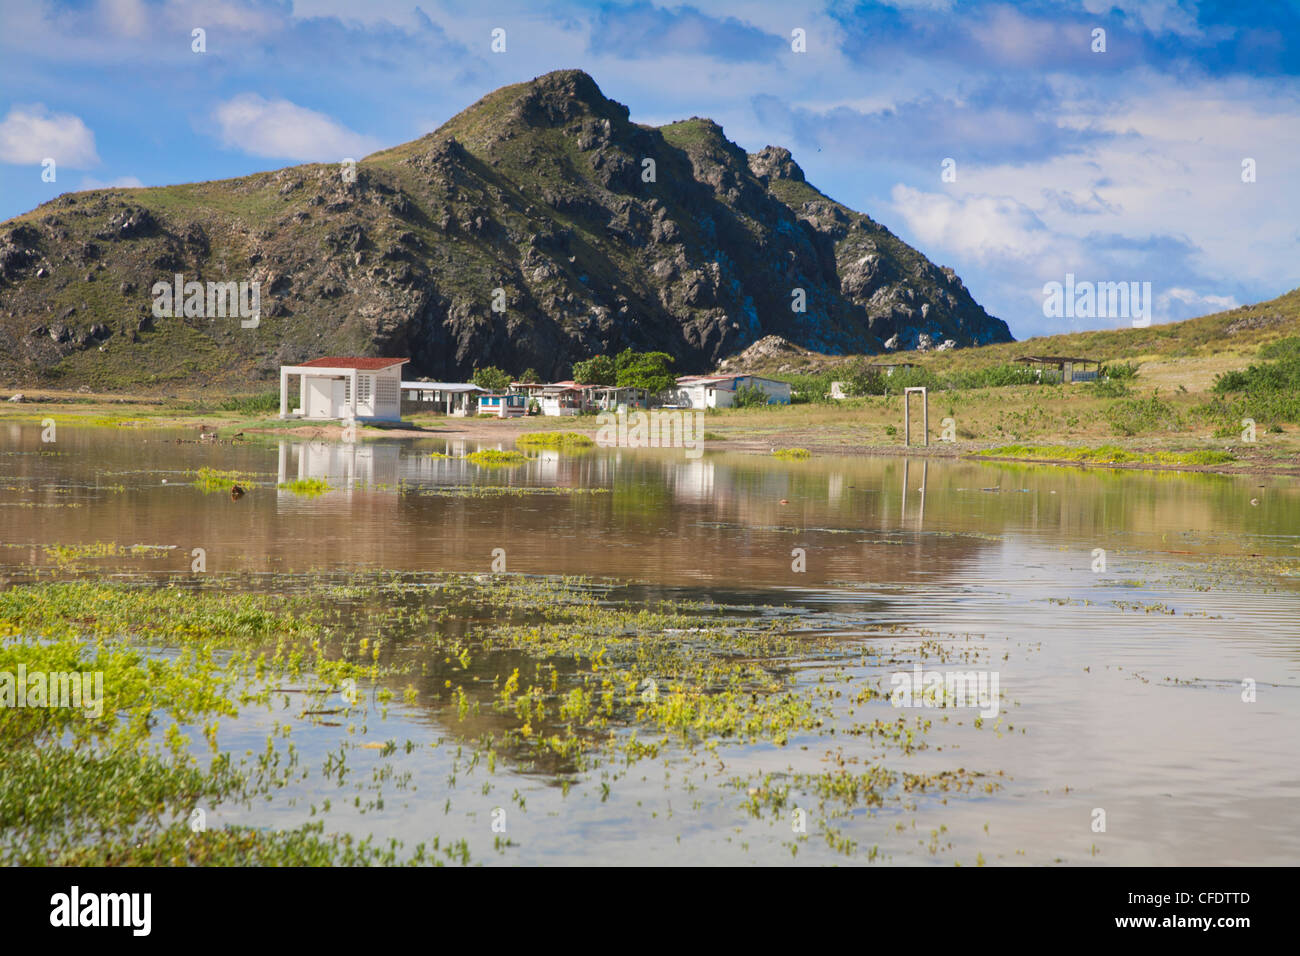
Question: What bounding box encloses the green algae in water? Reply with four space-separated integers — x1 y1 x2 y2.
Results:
190 467 265 493
278 478 331 496
465 449 527 467
515 431 594 450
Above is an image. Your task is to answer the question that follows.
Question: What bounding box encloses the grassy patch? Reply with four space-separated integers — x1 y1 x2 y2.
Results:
465 449 527 466
278 478 331 496
190 467 262 493
977 444 1236 466
1104 392 1184 435
514 431 594 449
772 447 812 460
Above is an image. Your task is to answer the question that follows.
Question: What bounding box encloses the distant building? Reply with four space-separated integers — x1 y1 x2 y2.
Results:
477 393 529 418
279 357 408 422
520 381 591 417
589 385 649 411
1014 355 1099 384
401 381 485 416
663 374 791 409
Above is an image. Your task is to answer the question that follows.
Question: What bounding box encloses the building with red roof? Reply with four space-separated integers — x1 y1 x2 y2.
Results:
279 357 409 422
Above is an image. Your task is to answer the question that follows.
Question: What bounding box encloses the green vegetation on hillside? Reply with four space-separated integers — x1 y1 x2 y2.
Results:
1199 335 1300 427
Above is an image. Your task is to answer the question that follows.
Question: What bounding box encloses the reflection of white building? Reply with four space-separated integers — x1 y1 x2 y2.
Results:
668 460 715 504
276 441 402 494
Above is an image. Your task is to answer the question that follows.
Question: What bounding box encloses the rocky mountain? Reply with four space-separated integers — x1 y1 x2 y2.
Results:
0 70 1011 390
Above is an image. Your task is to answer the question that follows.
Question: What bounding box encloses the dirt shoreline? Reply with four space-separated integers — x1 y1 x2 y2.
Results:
237 419 1298 478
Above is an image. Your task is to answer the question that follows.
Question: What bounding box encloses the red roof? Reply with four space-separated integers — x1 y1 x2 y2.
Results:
296 357 409 371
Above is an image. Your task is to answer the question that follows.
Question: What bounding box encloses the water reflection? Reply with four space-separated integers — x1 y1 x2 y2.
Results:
2 424 1299 864
1 428 1297 589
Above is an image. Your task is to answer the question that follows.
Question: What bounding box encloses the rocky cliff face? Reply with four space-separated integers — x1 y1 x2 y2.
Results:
0 69 1010 390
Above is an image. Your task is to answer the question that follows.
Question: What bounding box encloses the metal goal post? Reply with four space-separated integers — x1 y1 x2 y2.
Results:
903 386 928 447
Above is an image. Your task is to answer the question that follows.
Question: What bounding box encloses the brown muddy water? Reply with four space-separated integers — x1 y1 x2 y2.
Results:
3 422 1299 865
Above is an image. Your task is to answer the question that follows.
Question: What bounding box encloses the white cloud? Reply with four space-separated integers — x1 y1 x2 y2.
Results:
211 94 383 161
1081 0 1203 38
1158 288 1239 313
78 175 145 190
888 184 1066 268
0 104 100 167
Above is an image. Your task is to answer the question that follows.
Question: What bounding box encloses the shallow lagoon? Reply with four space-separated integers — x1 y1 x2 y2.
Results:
2 423 1298 865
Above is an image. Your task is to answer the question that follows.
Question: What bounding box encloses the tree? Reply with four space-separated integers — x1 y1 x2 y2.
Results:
471 366 511 391
572 355 616 386
732 383 769 408
615 350 676 396
518 368 542 384
843 362 886 396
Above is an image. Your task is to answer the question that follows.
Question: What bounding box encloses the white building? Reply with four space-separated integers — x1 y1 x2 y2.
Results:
401 381 485 416
663 374 792 409
279 357 408 422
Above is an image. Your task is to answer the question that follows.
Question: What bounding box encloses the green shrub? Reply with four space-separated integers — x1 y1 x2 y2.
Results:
883 366 938 393
732 384 770 408
1257 336 1300 362
1101 361 1140 380
1206 347 1300 425
1089 378 1131 398
783 372 837 404
947 364 1039 389
471 366 512 391
1105 391 1183 435
216 391 279 415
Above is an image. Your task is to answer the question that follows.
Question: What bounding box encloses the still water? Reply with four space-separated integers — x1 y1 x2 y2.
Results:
3 423 1298 865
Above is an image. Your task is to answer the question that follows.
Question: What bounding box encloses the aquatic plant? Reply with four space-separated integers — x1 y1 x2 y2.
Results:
976 444 1235 466
190 467 264 493
278 478 332 496
515 432 594 449
465 449 527 466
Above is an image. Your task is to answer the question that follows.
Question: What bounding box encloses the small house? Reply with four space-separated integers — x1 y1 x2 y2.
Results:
534 381 592 416
1014 355 1100 384
279 357 408 422
589 386 648 411
401 381 485 416
477 393 529 418
665 374 791 409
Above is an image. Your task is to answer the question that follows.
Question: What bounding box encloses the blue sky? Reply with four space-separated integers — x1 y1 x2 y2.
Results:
1 0 1297 340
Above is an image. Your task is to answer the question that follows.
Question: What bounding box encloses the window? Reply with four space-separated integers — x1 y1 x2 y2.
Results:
376 377 398 407
358 375 373 405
